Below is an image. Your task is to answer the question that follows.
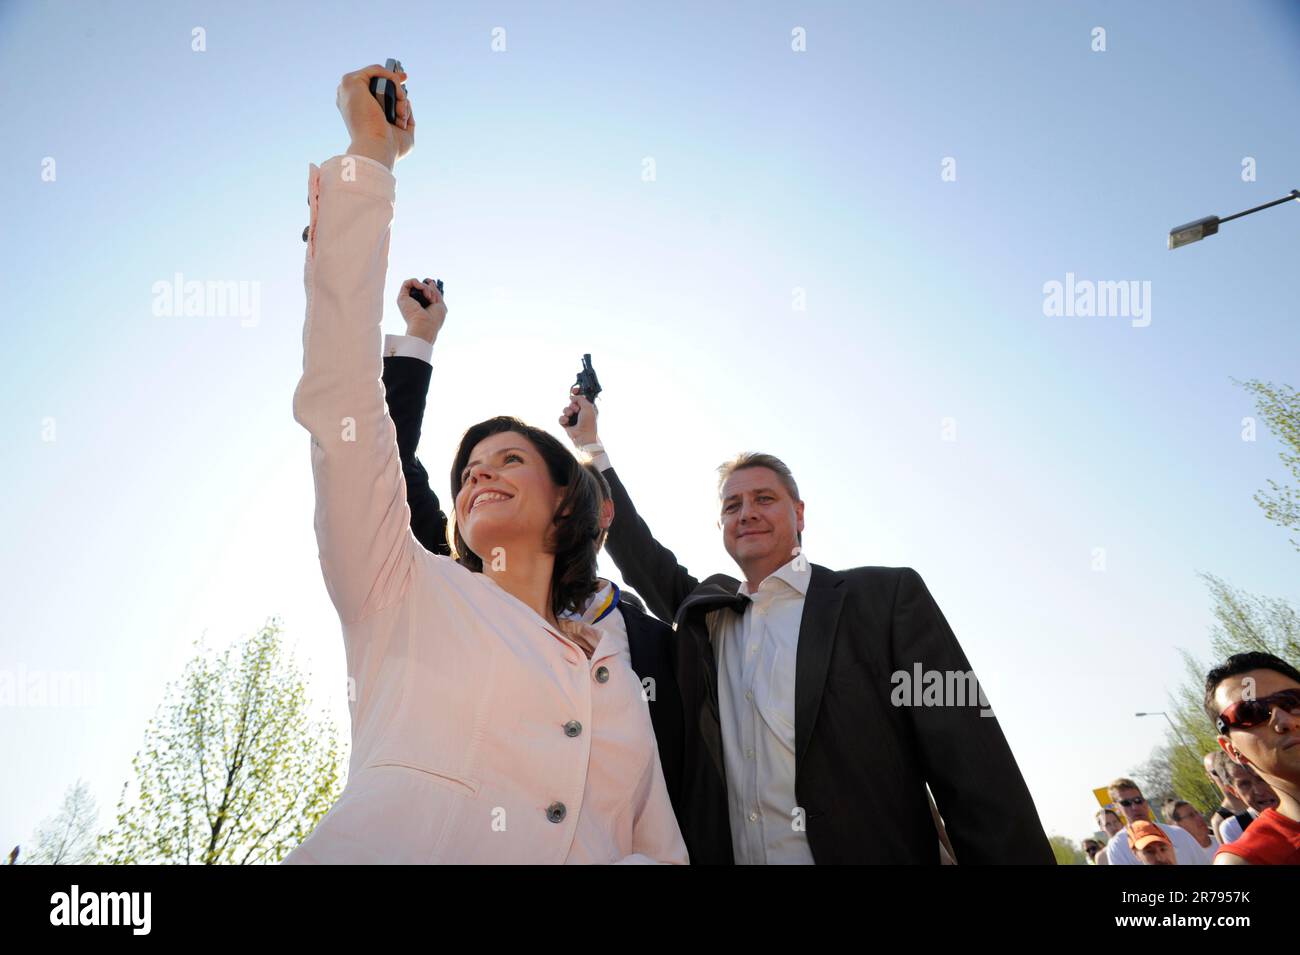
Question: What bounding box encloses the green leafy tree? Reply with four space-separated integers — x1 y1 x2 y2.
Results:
1049 834 1086 865
1237 379 1300 551
99 618 344 864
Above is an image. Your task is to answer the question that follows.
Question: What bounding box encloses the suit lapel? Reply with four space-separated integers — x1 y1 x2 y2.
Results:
794 564 847 777
672 568 846 787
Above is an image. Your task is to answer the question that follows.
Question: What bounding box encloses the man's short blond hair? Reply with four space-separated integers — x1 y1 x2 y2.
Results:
716 451 802 503
1108 777 1141 795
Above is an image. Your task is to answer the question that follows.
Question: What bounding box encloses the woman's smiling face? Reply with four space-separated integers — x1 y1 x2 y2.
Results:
455 432 562 559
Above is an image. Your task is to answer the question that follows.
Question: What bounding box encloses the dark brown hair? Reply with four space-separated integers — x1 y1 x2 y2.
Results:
1203 651 1300 724
448 417 601 618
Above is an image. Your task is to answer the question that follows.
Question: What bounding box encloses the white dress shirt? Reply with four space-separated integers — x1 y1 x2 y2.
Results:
591 450 814 864
708 556 816 865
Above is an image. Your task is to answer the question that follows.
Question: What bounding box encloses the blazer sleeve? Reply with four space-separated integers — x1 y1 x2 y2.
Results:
889 567 1056 864
381 355 451 556
601 466 700 626
292 156 417 626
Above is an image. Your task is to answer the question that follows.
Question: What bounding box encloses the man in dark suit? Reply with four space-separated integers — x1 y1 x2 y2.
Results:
558 389 1054 865
379 284 686 821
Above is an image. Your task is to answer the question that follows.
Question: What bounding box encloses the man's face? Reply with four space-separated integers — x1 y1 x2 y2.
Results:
1169 805 1211 843
718 466 804 577
1137 841 1176 866
1224 762 1280 814
1110 787 1150 824
1214 668 1300 809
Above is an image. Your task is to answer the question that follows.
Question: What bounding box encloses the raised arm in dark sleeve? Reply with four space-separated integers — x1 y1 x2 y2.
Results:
382 355 450 556
600 466 701 626
891 568 1055 864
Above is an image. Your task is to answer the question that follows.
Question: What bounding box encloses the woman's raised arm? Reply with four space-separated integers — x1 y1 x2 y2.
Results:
291 66 420 625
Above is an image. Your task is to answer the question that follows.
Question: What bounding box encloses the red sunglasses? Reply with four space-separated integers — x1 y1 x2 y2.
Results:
1217 688 1300 735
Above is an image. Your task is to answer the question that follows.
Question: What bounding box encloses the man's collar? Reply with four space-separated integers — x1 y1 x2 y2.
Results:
738 553 811 598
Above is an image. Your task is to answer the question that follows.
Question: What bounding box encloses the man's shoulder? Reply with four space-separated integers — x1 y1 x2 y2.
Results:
1161 822 1201 848
696 571 743 592
1213 812 1296 864
825 563 913 577
1246 808 1300 844
814 563 923 594
1103 834 1135 863
617 591 670 630
1259 808 1300 831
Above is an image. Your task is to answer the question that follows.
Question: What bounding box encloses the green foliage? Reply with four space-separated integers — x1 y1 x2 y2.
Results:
98 618 344 864
1049 834 1086 865
1237 378 1300 551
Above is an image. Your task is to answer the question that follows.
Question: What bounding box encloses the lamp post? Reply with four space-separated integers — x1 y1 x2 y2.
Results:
1168 189 1299 249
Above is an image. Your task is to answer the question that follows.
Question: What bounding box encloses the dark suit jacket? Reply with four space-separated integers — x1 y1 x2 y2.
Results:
601 464 1056 865
381 356 451 557
379 355 687 819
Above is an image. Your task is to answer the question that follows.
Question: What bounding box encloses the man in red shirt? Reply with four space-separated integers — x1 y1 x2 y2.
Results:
1204 652 1300 865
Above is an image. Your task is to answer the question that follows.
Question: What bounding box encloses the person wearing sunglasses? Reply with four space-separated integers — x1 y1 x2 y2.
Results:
1205 652 1300 865
1081 837 1105 864
1102 778 1208 864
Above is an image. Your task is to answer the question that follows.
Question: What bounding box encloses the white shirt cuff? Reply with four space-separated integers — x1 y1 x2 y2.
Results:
383 334 434 364
589 451 612 471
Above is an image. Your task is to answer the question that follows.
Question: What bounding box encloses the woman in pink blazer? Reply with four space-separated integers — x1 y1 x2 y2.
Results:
284 64 686 864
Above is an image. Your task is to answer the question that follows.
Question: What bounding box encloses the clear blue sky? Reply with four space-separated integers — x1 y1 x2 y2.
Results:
3 0 1298 853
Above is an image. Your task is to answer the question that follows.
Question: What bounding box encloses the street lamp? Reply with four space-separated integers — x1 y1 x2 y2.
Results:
1168 189 1300 249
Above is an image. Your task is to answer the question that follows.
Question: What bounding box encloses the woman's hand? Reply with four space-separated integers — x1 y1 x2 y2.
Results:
397 278 447 343
336 64 415 169
560 386 600 448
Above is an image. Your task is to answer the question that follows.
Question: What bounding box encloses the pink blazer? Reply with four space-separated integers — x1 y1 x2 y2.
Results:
285 155 687 864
